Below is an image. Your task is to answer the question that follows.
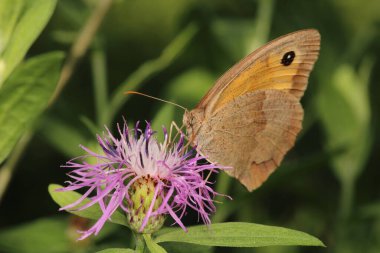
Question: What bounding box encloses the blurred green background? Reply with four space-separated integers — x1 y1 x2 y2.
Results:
0 0 379 252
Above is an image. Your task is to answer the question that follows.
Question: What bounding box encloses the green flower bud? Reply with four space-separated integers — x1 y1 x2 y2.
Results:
127 176 165 233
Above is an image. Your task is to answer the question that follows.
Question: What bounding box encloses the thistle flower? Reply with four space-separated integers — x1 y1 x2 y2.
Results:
58 121 224 240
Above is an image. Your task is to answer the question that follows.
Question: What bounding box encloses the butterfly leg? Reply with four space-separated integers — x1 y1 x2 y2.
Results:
169 121 186 141
164 121 183 150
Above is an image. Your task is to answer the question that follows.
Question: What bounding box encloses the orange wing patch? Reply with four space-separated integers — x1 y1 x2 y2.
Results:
211 31 320 112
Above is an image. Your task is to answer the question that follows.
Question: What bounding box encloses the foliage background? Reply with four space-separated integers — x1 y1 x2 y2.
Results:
0 0 379 252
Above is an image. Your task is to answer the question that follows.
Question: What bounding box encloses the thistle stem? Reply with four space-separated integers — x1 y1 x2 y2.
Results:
134 233 145 253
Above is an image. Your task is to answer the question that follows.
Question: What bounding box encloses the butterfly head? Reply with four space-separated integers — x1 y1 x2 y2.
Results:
183 108 205 143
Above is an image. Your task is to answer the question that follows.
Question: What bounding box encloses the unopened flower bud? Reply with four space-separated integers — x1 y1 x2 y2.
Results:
127 176 165 233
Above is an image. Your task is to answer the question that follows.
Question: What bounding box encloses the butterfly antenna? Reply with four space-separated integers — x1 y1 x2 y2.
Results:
125 91 187 111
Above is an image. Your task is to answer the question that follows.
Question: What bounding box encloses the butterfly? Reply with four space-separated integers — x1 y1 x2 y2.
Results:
183 29 321 191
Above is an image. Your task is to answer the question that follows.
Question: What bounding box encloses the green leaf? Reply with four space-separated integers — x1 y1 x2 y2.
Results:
0 217 119 252
0 217 70 253
0 0 57 85
0 0 23 55
159 242 211 253
154 222 325 248
144 234 168 253
48 184 129 227
96 249 135 253
0 52 64 164
155 229 214 253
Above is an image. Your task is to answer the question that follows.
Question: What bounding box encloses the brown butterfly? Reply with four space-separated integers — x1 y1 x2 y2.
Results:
183 29 321 191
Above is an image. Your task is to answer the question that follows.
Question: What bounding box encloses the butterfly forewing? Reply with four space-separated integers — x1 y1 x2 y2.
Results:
197 29 320 114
